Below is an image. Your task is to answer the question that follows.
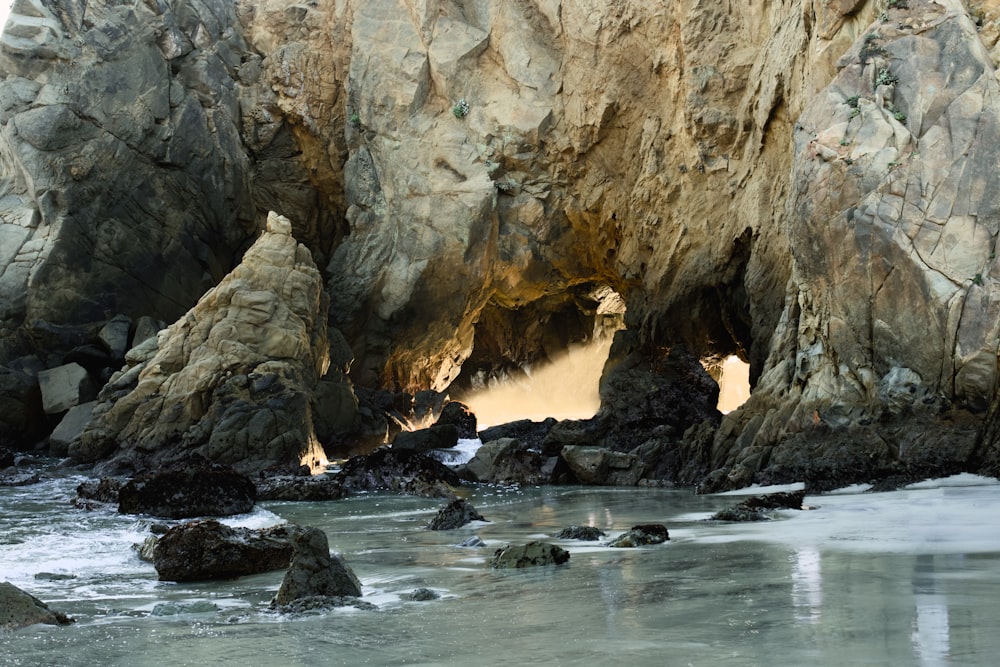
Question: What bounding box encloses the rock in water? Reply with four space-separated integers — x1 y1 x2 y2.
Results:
491 542 570 569
152 520 299 582
607 524 670 548
0 582 74 630
392 424 460 454
272 527 362 606
427 499 486 530
117 464 256 518
338 449 460 498
71 212 330 475
711 490 805 522
554 525 606 541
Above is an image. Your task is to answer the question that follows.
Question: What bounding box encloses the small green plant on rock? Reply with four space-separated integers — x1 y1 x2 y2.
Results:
888 0 909 9
876 67 898 87
861 33 888 62
349 113 361 127
452 98 470 119
973 273 984 286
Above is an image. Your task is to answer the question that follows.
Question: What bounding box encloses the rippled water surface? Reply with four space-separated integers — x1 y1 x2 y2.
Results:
3 463 1000 666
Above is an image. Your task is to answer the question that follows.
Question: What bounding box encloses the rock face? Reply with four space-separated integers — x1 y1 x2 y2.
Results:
152 520 299 582
117 464 256 519
6 0 1000 487
69 212 330 474
272 527 362 606
0 582 73 630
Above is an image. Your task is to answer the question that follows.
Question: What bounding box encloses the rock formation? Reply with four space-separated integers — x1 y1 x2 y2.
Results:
4 0 1000 488
0 582 74 630
68 212 330 474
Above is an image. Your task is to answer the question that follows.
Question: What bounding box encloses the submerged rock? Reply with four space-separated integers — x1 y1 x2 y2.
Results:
554 525 606 541
118 463 256 519
152 520 299 582
0 582 74 630
607 524 670 548
272 527 362 606
427 499 486 530
491 541 570 569
711 490 806 522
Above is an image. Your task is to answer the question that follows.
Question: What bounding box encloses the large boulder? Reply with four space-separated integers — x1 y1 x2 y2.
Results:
338 448 460 498
272 526 362 606
391 424 459 454
560 445 644 486
0 582 74 630
463 438 552 485
117 464 256 519
152 520 300 582
434 401 477 438
71 212 331 475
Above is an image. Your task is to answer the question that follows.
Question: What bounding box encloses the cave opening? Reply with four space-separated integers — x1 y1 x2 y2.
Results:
452 285 625 427
712 354 751 413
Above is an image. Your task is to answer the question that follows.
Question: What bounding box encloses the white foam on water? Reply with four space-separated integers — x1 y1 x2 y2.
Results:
426 438 482 466
711 482 806 496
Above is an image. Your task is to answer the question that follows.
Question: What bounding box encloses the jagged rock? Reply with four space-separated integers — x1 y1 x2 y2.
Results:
427 498 486 530
117 464 256 519
74 477 123 506
272 527 362 606
152 520 300 582
463 438 551 486
338 449 460 498
434 401 477 438
491 541 570 569
0 582 74 630
711 490 806 522
607 524 670 548
553 525 606 541
560 445 644 486
255 474 346 501
392 424 459 454
97 314 132 361
71 212 331 475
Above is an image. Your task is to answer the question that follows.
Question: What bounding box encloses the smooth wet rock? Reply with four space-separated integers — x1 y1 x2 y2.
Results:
272 527 362 606
118 464 256 518
338 448 460 498
152 520 300 582
0 582 74 630
711 490 806 522
607 524 670 548
434 401 477 439
392 424 459 454
554 525 606 541
491 541 570 569
427 498 485 530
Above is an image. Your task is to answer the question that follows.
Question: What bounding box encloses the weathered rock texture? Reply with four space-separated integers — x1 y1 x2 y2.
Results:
5 0 1000 487
0 582 73 630
69 212 330 474
151 520 299 582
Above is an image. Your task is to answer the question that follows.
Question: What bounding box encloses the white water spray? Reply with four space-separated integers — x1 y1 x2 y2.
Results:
0 0 12 37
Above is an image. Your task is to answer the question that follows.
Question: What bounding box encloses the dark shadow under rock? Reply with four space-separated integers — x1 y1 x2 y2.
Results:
711 490 805 522
152 520 300 582
118 462 256 518
272 526 361 606
255 474 345 501
337 448 460 498
491 541 570 568
0 582 75 630
554 525 606 541
427 498 486 530
607 523 670 547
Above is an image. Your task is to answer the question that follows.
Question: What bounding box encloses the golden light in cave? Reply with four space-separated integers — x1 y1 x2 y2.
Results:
716 354 751 413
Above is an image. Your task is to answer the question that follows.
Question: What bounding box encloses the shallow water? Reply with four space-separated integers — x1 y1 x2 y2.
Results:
3 463 1000 666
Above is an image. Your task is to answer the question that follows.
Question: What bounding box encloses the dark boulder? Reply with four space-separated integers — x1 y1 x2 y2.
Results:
491 541 570 568
392 424 459 453
435 401 478 438
152 520 299 582
255 474 346 501
463 438 552 485
338 448 460 498
607 523 670 547
427 498 486 530
272 526 362 606
0 582 74 630
554 525 606 541
0 446 14 469
118 464 256 518
711 490 806 522
479 418 557 449
75 477 123 505
403 588 440 601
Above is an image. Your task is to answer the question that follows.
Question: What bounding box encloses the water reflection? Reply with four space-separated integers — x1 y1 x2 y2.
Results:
912 554 951 666
791 547 822 624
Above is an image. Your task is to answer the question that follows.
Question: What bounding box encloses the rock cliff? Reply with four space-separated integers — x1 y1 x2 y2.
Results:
4 0 1000 487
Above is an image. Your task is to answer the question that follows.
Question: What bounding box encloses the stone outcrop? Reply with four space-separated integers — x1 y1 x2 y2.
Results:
463 437 552 485
553 525 606 541
69 212 330 474
151 520 299 582
0 582 73 630
711 490 806 522
491 541 570 569
117 463 256 519
5 0 1000 488
606 524 670 548
272 526 362 606
426 498 486 530
338 448 460 498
